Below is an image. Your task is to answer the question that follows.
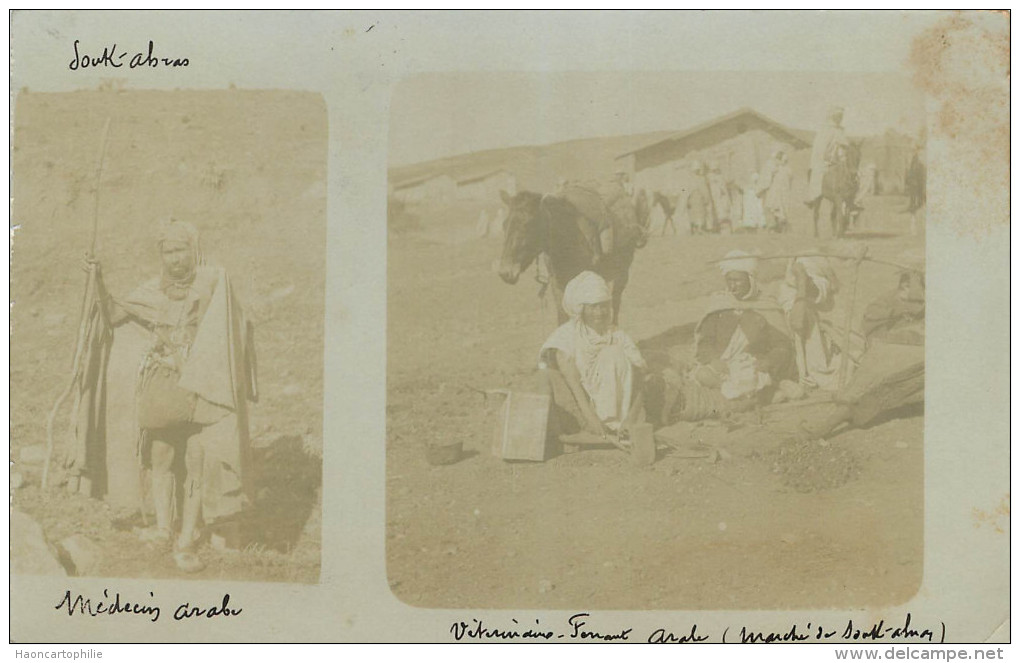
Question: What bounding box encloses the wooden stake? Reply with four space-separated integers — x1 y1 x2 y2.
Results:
838 247 868 388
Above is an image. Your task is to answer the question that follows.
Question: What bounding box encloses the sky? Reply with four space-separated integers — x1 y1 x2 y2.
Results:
389 71 926 167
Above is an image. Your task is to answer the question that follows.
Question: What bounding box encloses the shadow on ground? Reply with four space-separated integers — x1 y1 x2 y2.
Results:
249 435 322 553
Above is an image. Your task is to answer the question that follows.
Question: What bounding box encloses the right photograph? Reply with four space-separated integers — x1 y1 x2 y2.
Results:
386 72 926 610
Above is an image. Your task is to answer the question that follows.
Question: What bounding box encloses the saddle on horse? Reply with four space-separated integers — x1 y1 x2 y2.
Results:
558 183 641 260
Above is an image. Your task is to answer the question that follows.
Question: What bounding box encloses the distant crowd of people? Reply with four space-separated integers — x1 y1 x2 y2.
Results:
678 149 796 235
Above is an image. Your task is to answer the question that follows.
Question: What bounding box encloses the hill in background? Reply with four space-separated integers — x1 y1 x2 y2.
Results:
389 121 919 198
389 129 677 192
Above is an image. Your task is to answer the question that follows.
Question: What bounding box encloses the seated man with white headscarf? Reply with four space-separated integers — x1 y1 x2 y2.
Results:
540 271 647 439
661 250 794 423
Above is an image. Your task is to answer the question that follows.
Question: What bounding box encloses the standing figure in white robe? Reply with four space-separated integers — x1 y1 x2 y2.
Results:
777 255 843 390
741 173 766 231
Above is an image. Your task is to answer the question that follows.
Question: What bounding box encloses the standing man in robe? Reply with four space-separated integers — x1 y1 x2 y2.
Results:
87 219 257 573
761 150 794 233
801 261 924 439
685 160 716 234
777 255 842 391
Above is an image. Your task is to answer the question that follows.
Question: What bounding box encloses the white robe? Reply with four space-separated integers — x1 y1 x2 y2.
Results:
540 319 646 429
777 260 842 390
718 326 773 399
741 181 765 229
694 289 787 400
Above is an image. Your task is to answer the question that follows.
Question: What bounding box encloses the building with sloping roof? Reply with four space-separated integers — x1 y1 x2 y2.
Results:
392 172 457 203
456 169 517 201
616 107 811 196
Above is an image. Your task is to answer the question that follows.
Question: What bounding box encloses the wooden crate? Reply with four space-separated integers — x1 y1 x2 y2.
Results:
491 390 551 462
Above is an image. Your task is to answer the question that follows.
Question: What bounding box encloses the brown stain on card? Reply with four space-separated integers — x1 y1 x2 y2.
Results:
908 12 1009 236
972 494 1010 534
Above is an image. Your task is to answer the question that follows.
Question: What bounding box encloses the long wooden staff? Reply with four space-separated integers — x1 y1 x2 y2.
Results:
42 117 112 490
706 252 917 272
837 246 868 388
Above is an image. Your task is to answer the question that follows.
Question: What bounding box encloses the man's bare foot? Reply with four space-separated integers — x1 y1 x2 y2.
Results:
173 551 206 573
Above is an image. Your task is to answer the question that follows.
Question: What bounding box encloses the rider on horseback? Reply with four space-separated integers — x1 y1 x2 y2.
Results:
805 106 850 208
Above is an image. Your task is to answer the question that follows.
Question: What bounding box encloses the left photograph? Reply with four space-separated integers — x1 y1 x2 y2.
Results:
11 89 326 582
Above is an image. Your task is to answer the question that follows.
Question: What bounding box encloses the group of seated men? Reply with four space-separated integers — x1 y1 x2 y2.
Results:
538 249 925 445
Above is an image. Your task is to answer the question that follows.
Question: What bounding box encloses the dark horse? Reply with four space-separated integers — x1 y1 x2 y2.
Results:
810 139 862 238
497 189 647 325
651 191 678 235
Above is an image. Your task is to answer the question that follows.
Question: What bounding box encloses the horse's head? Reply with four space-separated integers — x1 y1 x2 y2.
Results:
497 189 545 285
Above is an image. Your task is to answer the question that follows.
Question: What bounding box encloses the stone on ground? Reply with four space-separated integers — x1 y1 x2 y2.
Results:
11 511 68 576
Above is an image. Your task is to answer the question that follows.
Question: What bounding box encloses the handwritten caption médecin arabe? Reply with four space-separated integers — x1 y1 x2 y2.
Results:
55 589 240 623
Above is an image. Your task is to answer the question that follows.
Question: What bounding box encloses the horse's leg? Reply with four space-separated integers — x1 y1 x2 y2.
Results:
830 199 840 238
812 200 820 238
544 266 567 325
611 263 630 325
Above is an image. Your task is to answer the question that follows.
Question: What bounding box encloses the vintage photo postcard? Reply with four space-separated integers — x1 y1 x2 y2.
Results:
9 10 1010 646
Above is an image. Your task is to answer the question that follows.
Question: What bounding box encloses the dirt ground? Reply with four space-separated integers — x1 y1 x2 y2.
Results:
11 90 325 582
387 192 925 609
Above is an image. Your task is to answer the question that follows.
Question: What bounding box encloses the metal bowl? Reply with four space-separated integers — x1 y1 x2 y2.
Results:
425 442 463 466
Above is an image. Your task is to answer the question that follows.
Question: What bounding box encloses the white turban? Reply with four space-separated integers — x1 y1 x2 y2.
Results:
157 218 204 263
719 250 759 277
800 255 839 301
156 218 204 284
562 271 611 319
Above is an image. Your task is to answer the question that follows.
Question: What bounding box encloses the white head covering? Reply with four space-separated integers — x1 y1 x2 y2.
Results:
719 249 759 277
796 255 839 305
719 250 759 301
562 271 611 319
156 217 204 272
